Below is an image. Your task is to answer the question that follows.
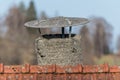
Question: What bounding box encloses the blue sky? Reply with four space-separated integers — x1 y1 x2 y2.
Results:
0 0 120 51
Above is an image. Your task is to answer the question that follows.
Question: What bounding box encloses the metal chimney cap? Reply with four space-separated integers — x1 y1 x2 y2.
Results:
24 16 89 28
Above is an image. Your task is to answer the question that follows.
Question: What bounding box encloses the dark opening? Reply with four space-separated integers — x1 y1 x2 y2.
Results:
42 34 76 39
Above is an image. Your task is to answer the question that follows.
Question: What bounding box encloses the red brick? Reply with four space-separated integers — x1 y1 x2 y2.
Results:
110 66 120 72
22 64 30 73
83 64 109 73
30 64 56 73
4 65 21 73
1 63 120 80
0 63 3 73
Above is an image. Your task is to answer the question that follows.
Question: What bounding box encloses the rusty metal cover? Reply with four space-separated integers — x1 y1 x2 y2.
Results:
24 16 89 28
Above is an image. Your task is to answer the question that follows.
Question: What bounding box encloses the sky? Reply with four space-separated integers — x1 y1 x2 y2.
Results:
0 0 120 51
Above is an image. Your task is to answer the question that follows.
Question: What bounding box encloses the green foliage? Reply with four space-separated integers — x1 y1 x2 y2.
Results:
26 1 37 21
18 1 26 18
95 55 120 65
19 1 26 13
95 55 114 65
40 11 48 20
25 0 38 35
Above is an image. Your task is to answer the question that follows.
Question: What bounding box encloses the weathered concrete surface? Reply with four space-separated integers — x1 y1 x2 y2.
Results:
35 34 82 66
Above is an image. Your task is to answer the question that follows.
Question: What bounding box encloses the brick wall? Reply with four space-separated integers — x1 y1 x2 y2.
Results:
0 63 120 80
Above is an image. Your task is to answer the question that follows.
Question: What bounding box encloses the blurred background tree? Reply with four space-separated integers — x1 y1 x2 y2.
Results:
90 17 113 57
5 6 26 44
25 0 38 36
0 0 119 65
1 1 38 65
80 25 94 64
117 36 120 54
26 1 36 21
79 17 113 64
